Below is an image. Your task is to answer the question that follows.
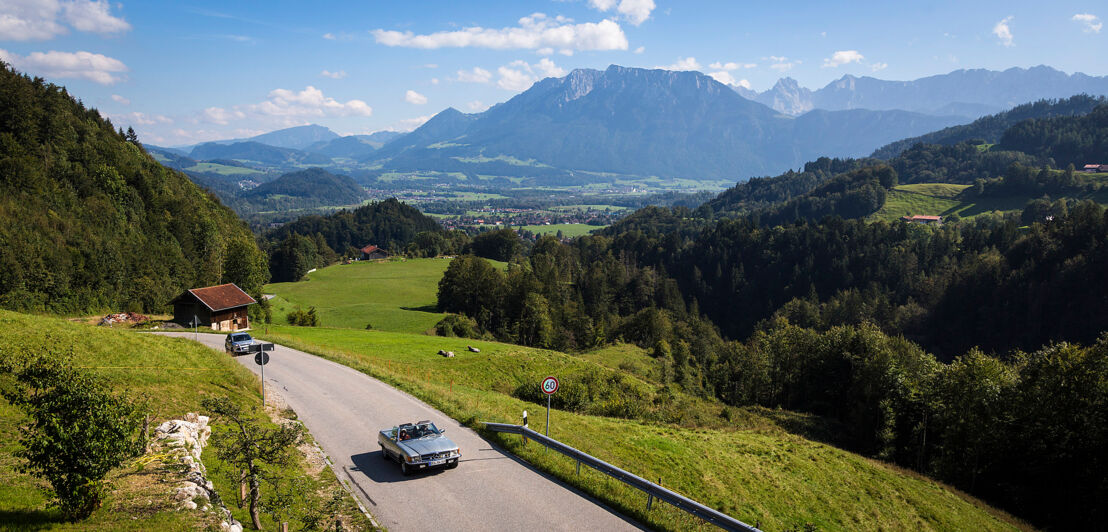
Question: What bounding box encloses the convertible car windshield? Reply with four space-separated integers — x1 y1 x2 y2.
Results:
398 421 440 440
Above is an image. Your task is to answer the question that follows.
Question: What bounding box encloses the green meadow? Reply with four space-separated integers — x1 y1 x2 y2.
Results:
259 254 1025 530
184 162 263 175
264 258 505 333
256 324 1024 532
875 182 1108 223
0 311 371 531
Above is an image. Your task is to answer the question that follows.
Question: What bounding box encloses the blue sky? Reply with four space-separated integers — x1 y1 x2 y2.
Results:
1 0 1104 146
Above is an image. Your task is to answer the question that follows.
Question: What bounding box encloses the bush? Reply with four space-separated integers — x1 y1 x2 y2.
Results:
434 314 482 338
0 351 145 519
286 306 320 326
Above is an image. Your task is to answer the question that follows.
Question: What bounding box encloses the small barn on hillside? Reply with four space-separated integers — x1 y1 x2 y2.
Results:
171 283 256 331
361 245 389 260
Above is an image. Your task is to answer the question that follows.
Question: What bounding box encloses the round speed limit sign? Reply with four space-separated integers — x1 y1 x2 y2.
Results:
541 376 559 395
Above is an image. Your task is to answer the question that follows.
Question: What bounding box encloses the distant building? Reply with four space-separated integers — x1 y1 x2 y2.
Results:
361 245 389 260
1082 164 1108 173
901 215 943 225
171 283 256 331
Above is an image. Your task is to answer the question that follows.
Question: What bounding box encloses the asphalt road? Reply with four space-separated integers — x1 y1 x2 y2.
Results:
157 332 641 531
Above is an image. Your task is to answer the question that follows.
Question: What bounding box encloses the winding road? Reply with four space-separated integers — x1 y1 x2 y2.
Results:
157 332 641 531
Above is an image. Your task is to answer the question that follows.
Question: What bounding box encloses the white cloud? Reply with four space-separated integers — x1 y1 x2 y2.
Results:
1073 13 1102 34
0 0 129 41
734 79 752 89
455 66 493 83
62 0 130 35
387 115 432 132
111 93 129 105
0 48 127 84
0 1 67 40
709 61 756 70
655 56 701 71
871 62 888 72
822 50 864 68
633 46 645 54
993 16 1014 47
497 58 566 91
431 77 440 85
587 0 655 26
766 56 799 72
708 71 736 85
422 63 438 68
405 89 428 105
537 47 554 55
113 111 171 126
201 107 245 125
322 32 335 40
320 69 347 79
249 86 373 118
466 100 490 112
371 13 628 51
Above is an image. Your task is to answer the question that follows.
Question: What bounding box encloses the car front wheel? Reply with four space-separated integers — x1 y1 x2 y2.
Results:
400 461 412 476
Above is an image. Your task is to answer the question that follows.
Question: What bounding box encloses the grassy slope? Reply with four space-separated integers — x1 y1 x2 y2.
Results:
264 259 451 333
0 311 371 531
264 258 508 334
876 182 1108 222
185 162 263 175
257 324 1024 532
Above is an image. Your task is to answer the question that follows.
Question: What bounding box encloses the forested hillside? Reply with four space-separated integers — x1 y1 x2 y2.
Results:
871 94 1106 159
263 198 465 282
433 101 1108 530
0 63 268 313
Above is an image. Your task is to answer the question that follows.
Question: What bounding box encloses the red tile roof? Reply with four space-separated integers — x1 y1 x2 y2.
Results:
186 283 256 311
361 245 379 254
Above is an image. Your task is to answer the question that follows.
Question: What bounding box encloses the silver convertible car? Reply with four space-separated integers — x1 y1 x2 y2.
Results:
378 420 460 475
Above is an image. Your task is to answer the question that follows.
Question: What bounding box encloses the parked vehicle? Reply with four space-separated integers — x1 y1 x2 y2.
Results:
224 332 254 355
378 420 460 475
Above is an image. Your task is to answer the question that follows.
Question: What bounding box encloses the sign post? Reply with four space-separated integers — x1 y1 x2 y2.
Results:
251 343 275 406
541 376 559 437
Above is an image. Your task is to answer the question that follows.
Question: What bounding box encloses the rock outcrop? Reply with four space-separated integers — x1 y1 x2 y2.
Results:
152 413 242 532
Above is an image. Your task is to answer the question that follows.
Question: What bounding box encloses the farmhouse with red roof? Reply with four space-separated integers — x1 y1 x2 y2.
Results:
361 244 389 260
170 283 256 331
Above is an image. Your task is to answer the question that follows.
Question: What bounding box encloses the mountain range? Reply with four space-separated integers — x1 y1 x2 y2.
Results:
368 65 965 180
741 65 1108 117
151 64 1108 186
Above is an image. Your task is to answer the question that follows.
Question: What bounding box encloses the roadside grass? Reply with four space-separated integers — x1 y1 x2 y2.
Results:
263 258 507 334
0 311 373 531
521 223 605 237
256 324 1026 532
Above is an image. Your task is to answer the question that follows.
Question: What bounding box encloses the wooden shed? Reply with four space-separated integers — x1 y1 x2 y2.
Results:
171 283 256 331
361 244 389 260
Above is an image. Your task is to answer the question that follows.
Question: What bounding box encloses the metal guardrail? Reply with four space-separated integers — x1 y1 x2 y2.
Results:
483 422 761 532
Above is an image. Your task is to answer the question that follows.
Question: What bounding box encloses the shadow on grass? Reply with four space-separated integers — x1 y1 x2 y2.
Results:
399 305 440 314
0 508 65 529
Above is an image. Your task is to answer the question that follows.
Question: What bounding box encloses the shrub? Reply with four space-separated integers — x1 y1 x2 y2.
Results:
0 350 145 519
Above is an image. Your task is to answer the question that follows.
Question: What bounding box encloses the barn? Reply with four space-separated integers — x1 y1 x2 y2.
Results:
171 283 256 331
361 244 389 260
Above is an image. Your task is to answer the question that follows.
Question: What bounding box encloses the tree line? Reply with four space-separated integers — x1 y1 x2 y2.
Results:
0 63 269 314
